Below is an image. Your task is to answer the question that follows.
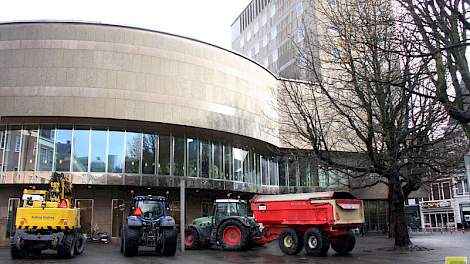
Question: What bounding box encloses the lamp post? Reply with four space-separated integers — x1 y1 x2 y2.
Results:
465 154 470 195
180 179 185 253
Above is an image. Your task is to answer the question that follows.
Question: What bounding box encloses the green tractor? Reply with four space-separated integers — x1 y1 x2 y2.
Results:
184 199 263 251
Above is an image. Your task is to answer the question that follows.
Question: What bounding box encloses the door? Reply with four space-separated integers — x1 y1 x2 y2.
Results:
6 198 20 237
171 201 180 228
75 199 94 236
111 199 124 237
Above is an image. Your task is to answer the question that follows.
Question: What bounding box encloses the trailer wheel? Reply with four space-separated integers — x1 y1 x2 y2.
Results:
218 219 248 251
10 236 26 259
331 232 356 255
184 227 201 250
75 234 85 255
159 228 177 256
122 226 139 257
58 233 76 258
278 228 304 255
303 228 329 257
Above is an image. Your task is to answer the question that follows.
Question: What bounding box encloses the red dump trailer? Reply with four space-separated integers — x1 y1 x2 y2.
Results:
250 191 364 256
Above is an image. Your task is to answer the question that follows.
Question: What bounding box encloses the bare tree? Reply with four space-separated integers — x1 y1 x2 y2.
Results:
397 0 470 139
278 0 466 247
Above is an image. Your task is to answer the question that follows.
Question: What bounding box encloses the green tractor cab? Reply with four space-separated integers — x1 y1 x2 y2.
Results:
184 199 262 251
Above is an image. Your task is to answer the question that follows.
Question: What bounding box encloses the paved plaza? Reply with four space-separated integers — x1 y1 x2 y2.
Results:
1 233 469 264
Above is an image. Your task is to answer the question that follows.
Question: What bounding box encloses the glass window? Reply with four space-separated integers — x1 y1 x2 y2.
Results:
72 130 90 172
20 129 38 171
296 1 303 16
262 13 267 25
288 157 298 187
173 137 185 176
224 145 232 180
269 158 278 186
278 156 287 186
142 134 157 174
310 162 319 186
255 153 261 185
247 29 252 41
296 28 305 43
107 131 125 173
272 49 278 62
442 182 451 199
270 3 276 17
15 134 21 152
319 167 329 187
187 138 199 177
55 129 72 172
243 151 252 183
38 129 55 171
90 130 107 172
0 129 5 149
200 140 211 178
233 148 247 182
240 37 245 48
261 156 268 185
125 132 141 174
262 57 268 67
213 143 223 179
299 158 309 186
158 135 170 176
432 183 440 200
271 27 277 40
254 21 259 33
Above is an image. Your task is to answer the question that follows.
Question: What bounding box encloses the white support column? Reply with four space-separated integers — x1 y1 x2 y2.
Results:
180 178 185 253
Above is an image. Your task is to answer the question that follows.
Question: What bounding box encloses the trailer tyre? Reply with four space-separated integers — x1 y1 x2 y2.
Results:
75 234 85 255
331 232 356 255
218 219 249 251
159 228 177 256
184 227 201 250
123 226 139 257
303 228 329 257
278 228 304 255
58 233 76 258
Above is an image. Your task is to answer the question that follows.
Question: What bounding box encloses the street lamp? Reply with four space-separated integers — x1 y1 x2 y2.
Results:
465 154 470 195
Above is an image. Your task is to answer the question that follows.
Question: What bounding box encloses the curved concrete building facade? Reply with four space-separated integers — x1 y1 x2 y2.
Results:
0 22 279 146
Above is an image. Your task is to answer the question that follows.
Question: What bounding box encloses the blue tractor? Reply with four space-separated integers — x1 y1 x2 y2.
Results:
120 195 177 257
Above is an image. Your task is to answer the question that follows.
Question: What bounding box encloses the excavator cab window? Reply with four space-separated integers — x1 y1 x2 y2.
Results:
21 194 44 207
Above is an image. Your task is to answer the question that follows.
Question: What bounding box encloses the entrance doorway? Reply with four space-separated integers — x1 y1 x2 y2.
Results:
6 198 20 237
75 199 94 236
111 199 124 237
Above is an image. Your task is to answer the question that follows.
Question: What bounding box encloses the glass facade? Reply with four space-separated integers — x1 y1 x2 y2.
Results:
108 131 125 173
0 125 334 188
125 132 141 174
90 130 106 172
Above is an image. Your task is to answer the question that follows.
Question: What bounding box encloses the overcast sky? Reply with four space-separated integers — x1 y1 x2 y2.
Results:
1 0 251 49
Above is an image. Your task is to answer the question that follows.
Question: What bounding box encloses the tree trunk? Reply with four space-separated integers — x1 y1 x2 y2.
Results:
388 170 412 247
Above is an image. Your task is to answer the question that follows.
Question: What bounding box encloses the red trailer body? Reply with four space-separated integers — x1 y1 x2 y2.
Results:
250 191 364 256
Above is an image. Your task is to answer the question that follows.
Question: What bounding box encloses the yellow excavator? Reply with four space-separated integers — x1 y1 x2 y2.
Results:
10 172 85 259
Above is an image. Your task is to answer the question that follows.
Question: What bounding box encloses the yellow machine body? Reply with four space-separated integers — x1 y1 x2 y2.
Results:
15 207 80 230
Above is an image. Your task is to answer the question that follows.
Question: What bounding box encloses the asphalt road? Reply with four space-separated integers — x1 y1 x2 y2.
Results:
1 233 469 264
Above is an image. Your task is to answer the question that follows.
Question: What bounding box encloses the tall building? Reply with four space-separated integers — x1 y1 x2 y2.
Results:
231 0 315 79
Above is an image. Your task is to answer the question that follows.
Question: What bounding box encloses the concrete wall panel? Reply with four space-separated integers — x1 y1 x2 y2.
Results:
0 22 280 147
